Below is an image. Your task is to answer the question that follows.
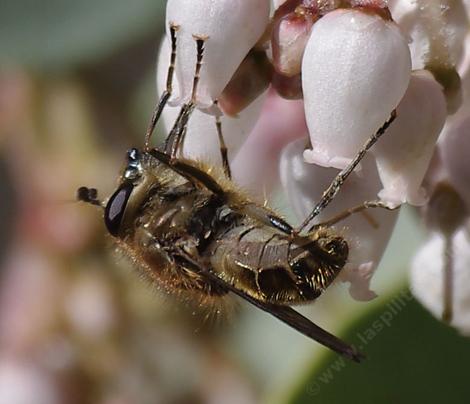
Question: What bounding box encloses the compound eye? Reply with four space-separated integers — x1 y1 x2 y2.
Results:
104 182 133 237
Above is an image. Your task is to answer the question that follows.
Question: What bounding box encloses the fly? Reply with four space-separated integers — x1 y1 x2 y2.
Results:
78 23 397 362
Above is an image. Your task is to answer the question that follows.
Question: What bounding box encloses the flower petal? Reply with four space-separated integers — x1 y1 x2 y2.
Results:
302 8 411 169
373 70 447 207
166 0 271 107
389 0 469 69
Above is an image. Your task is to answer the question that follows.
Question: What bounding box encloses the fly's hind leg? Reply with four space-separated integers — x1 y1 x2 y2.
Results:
144 23 179 151
297 110 397 234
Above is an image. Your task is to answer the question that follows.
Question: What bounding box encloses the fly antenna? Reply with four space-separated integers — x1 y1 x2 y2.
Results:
77 186 104 208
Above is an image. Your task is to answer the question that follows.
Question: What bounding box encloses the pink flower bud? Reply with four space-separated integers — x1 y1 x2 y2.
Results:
272 10 316 77
271 72 303 99
302 8 411 169
217 50 272 117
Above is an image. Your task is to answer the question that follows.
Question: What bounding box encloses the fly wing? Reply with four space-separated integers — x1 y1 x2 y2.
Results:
216 278 365 363
174 252 365 363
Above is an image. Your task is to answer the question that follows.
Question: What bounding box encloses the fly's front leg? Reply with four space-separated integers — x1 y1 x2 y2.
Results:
144 23 179 151
167 103 195 158
160 31 232 180
171 35 206 158
165 35 206 159
214 101 232 179
297 110 397 234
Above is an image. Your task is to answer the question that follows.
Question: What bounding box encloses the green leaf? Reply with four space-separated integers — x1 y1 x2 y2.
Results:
278 289 470 404
0 0 166 71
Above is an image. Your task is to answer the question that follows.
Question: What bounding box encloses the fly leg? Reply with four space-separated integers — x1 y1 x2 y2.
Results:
149 148 226 198
165 102 195 157
155 29 231 180
214 101 232 179
296 110 397 234
310 200 400 230
162 34 232 181
165 35 206 158
150 34 233 196
144 23 179 151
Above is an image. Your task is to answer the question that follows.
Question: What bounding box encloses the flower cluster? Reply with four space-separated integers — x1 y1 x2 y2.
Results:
158 1 470 327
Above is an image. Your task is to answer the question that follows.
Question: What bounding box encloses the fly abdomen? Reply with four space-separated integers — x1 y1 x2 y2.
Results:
208 222 348 305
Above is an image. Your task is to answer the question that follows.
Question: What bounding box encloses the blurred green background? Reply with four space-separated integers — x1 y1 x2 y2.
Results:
1 1 469 403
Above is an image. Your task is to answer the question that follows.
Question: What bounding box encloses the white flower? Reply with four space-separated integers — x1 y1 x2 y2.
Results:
157 37 268 166
373 70 447 207
302 8 411 169
439 112 470 210
166 0 271 108
411 228 470 335
280 139 399 301
388 0 469 70
272 0 287 9
157 1 470 308
434 35 470 210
